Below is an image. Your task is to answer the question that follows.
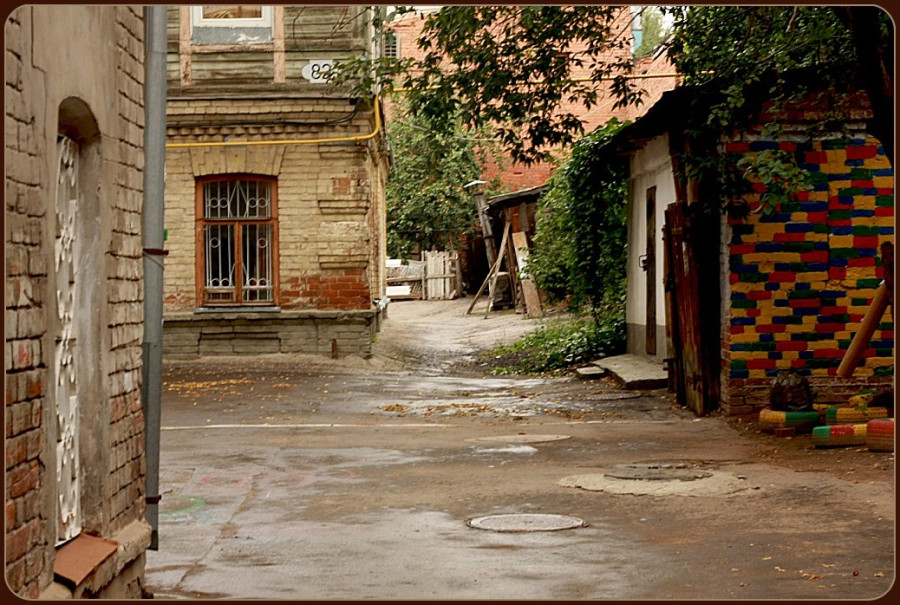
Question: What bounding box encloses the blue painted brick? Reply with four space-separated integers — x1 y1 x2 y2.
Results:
786 223 813 233
879 227 894 235
873 168 893 177
832 226 853 235
730 370 750 379
851 209 875 218
799 202 828 212
731 317 755 326
765 283 780 291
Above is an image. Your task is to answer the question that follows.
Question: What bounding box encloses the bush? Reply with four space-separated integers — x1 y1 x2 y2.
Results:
485 295 625 374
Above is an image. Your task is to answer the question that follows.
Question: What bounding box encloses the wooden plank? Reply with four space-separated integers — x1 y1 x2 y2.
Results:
468 221 510 315
512 231 543 319
486 224 512 317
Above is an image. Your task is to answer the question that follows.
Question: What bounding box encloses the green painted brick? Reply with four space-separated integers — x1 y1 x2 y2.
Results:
731 359 747 370
838 339 852 348
874 366 894 377
857 278 882 288
829 210 852 219
831 248 860 259
807 358 841 369
788 290 820 299
875 196 894 207
875 348 893 357
812 224 830 234
851 297 869 306
849 168 873 180
809 172 829 186
877 322 894 331
744 342 777 352
852 226 880 236
739 272 768 283
783 242 817 252
822 138 852 149
732 299 756 309
838 187 864 197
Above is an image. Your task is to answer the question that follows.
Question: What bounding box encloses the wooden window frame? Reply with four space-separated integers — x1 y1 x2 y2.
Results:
195 175 280 308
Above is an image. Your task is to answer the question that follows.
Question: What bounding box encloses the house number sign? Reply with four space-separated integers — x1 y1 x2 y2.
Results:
301 59 334 84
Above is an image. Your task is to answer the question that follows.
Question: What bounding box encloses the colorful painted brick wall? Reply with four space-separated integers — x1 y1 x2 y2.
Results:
722 136 894 416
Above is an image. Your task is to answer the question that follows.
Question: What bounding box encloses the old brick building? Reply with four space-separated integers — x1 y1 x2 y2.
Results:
162 6 389 358
5 5 151 598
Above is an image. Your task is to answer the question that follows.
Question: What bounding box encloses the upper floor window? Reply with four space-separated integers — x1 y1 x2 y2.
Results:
198 176 278 306
190 5 274 45
383 30 400 59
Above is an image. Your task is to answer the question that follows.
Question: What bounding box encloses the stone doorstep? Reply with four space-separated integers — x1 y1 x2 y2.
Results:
590 353 669 390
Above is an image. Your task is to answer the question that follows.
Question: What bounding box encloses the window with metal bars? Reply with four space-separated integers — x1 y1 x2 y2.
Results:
197 176 278 306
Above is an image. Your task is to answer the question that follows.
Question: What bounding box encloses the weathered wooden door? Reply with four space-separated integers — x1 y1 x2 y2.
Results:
663 200 705 414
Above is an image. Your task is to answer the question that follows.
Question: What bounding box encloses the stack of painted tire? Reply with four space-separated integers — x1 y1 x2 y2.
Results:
758 408 821 433
824 406 890 425
866 418 895 452
812 423 868 447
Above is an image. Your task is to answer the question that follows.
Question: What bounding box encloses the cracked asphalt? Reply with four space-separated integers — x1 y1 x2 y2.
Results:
145 298 894 601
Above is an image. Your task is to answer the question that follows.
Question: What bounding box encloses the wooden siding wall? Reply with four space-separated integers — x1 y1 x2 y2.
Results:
167 5 373 95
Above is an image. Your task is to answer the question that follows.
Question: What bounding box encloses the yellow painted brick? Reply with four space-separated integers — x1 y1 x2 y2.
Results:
728 334 762 346
864 357 894 368
829 234 854 248
807 340 840 350
873 176 893 189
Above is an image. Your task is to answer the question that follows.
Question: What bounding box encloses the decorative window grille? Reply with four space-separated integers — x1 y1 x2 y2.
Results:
199 177 277 306
55 136 81 545
383 30 400 59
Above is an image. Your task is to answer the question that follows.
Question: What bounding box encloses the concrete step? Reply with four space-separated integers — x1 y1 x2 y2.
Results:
575 365 608 379
590 354 668 390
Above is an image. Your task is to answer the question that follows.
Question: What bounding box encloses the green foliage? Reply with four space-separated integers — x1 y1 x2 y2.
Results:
664 5 890 216
634 7 667 59
528 119 628 309
332 6 640 165
385 100 500 259
486 303 625 375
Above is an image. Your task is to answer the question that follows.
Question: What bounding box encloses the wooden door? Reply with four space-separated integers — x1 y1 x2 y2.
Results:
663 200 705 414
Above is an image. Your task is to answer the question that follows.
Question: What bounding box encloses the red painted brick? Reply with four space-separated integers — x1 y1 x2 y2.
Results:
815 323 845 333
747 308 761 318
853 236 880 248
776 340 808 351
731 244 755 255
747 291 773 300
800 251 829 263
756 324 787 333
875 207 894 217
789 298 820 308
848 257 876 268
876 188 893 196
747 359 777 369
851 180 874 188
812 348 844 359
828 267 847 280
820 306 847 315
806 211 828 223
774 232 806 243
769 271 797 282
846 145 878 160
726 141 751 153
805 151 827 163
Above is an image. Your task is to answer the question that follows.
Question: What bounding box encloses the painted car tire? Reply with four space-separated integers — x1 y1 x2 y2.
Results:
812 424 868 448
824 406 890 425
866 418 895 452
759 408 821 433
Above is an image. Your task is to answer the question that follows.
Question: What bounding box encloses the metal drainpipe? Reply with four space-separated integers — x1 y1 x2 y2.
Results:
141 5 167 551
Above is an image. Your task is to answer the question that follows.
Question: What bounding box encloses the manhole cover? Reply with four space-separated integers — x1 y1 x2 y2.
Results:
605 462 712 482
467 513 585 532
466 434 571 444
582 392 642 401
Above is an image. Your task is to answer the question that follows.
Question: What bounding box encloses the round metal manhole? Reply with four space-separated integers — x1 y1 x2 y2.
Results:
467 513 586 532
605 462 713 482
466 434 571 444
582 392 642 401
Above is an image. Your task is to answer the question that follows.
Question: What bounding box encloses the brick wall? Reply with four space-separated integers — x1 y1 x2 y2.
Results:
162 97 387 357
6 5 150 599
722 136 894 415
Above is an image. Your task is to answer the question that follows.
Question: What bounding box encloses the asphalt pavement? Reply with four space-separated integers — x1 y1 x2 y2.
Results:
144 298 895 601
